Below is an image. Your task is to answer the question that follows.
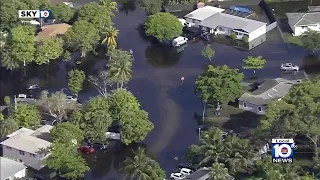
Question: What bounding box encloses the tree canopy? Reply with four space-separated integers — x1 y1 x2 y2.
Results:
68 69 86 96
35 37 63 65
202 44 215 61
9 103 41 128
144 12 183 42
65 20 100 57
139 0 162 15
243 56 266 74
254 78 320 159
49 4 75 22
302 31 320 53
195 65 244 105
50 122 84 145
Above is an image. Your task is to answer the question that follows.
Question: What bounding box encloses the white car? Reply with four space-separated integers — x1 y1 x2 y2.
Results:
280 63 299 71
172 36 188 47
27 84 41 90
66 96 77 101
170 172 185 179
18 94 27 98
180 168 192 175
178 18 192 27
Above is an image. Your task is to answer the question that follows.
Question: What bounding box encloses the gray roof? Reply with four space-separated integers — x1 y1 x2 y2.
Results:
239 78 293 105
286 12 320 30
0 157 27 180
308 6 320 12
199 13 266 33
182 168 210 180
0 125 53 154
184 6 224 21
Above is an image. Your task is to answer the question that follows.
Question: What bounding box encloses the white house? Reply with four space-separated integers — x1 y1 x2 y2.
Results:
184 6 267 42
286 12 320 36
0 157 27 180
0 125 53 170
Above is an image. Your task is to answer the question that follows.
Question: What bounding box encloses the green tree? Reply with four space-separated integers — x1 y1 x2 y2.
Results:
9 103 41 128
49 4 75 22
0 118 19 138
65 20 100 57
68 69 86 96
11 25 35 67
88 70 114 97
101 26 119 50
243 56 266 74
302 31 320 53
108 89 154 145
69 110 84 127
139 0 162 15
40 91 70 122
4 96 11 105
1 47 20 70
63 50 72 62
254 78 320 159
107 49 133 88
45 142 89 179
0 113 4 120
82 96 112 141
195 65 244 120
120 147 165 179
50 122 84 145
210 162 231 180
201 44 215 61
78 1 117 29
35 37 63 65
144 12 183 42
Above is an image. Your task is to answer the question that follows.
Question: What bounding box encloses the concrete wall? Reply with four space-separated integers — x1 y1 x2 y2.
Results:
266 21 277 32
293 24 320 36
238 100 267 115
2 145 46 170
248 25 267 41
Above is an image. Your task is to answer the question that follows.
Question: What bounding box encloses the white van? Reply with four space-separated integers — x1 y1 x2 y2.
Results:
172 36 188 47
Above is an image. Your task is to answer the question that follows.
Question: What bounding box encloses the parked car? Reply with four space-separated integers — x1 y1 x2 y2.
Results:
18 94 27 98
92 142 108 150
281 63 299 71
180 168 193 175
66 95 77 101
172 37 188 47
186 31 202 40
78 145 94 153
170 172 185 179
178 18 192 27
27 84 41 90
177 163 198 171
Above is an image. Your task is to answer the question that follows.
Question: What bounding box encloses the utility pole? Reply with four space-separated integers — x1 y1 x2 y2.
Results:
14 95 17 110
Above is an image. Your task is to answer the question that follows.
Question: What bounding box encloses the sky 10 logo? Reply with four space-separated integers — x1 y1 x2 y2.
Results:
272 138 297 163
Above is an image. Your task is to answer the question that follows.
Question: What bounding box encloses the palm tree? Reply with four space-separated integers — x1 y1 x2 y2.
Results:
198 128 226 166
101 26 119 50
119 147 160 180
209 162 231 180
99 0 118 17
107 49 133 88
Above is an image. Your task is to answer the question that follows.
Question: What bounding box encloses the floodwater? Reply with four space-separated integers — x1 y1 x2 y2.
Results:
1 0 320 179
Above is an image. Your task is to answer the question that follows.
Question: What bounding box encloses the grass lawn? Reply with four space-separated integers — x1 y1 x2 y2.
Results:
283 33 304 47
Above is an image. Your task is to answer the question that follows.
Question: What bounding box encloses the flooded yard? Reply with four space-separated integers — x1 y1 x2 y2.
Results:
0 0 320 179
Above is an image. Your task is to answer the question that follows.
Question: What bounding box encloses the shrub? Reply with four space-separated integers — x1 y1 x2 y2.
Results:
242 36 249 43
230 32 237 40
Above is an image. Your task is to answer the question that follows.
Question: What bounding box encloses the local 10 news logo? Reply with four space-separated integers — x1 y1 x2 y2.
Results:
272 138 297 163
18 10 51 19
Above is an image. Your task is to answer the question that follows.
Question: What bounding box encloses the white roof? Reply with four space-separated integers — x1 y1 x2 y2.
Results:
185 6 225 21
1 125 53 154
0 157 27 180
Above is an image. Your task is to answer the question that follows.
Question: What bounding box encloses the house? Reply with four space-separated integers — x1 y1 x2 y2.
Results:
286 12 320 36
0 157 27 180
35 23 72 42
238 71 309 114
184 6 267 42
0 125 53 170
181 167 234 180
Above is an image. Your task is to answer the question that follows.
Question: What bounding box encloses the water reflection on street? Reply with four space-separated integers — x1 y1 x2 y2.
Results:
0 0 320 179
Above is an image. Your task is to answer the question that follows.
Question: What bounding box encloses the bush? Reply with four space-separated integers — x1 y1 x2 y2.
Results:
230 32 237 40
242 36 249 43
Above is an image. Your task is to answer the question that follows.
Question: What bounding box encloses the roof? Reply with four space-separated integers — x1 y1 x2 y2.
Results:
31 125 53 142
182 167 210 180
239 78 294 105
199 12 266 33
184 6 225 21
35 23 72 41
0 157 27 180
308 6 320 12
286 12 320 30
0 125 53 154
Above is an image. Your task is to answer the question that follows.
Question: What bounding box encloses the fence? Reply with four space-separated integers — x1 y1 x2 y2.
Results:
266 21 277 32
259 0 276 23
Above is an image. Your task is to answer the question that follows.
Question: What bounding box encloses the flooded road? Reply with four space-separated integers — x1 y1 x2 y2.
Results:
1 0 320 179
